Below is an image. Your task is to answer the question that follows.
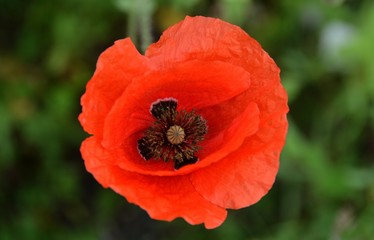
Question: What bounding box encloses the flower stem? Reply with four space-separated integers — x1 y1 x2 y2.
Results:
127 1 137 46
137 0 154 53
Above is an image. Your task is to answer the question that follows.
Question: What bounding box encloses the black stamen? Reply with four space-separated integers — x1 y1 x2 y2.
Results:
174 156 198 170
150 99 177 120
137 137 153 160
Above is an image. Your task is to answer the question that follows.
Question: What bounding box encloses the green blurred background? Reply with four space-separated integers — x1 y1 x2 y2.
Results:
1 0 373 239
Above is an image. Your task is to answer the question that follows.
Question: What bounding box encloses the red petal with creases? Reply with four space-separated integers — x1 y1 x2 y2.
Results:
81 137 227 229
189 80 288 209
190 107 288 209
79 38 153 140
146 16 268 77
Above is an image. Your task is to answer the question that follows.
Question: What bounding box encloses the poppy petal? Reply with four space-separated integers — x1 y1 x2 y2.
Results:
102 59 251 149
190 95 288 209
81 136 227 229
190 141 281 209
79 38 153 140
192 101 260 169
146 16 269 79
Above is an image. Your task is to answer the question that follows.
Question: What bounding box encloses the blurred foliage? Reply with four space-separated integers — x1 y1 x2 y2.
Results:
1 0 374 239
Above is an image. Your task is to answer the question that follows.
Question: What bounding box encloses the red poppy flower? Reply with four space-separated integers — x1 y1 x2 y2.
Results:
79 16 288 229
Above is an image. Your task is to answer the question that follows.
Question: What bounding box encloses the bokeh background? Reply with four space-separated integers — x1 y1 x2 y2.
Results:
1 0 374 239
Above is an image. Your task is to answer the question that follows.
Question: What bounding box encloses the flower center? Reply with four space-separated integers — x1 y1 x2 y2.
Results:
137 98 207 170
166 125 185 145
